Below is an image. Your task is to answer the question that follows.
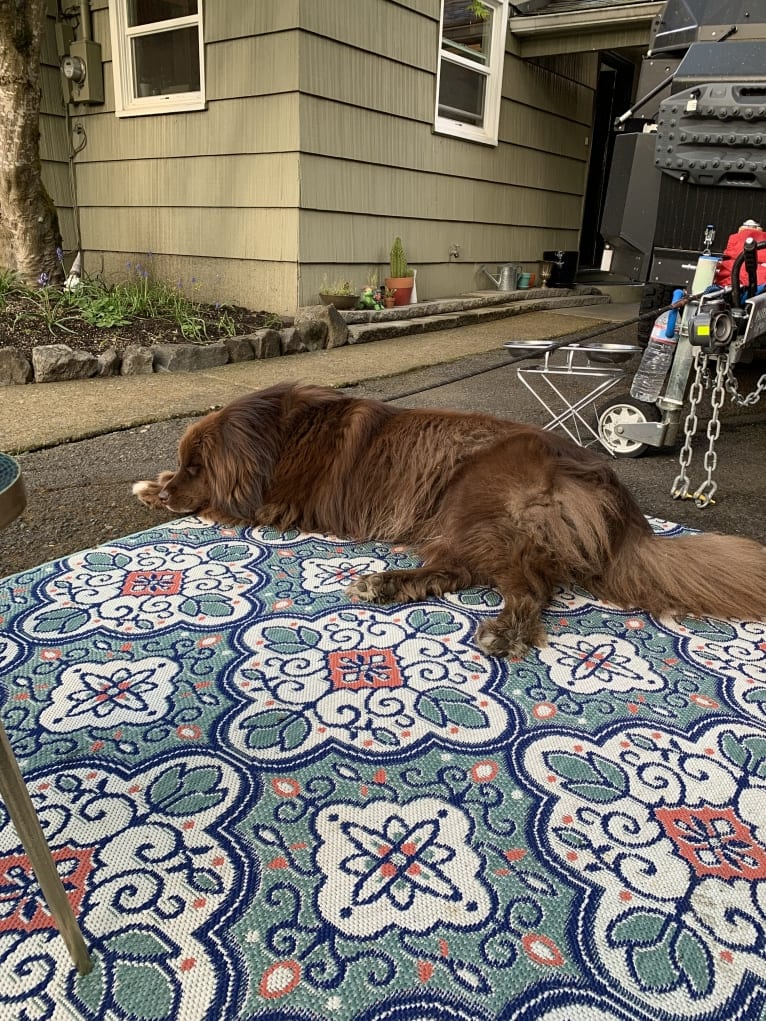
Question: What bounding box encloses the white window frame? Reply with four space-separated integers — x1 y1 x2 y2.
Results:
108 0 206 117
434 0 509 146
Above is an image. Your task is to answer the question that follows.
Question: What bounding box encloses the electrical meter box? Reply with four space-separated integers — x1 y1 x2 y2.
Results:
63 39 104 105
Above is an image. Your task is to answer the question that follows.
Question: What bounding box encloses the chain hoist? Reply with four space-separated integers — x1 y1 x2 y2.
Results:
671 349 730 507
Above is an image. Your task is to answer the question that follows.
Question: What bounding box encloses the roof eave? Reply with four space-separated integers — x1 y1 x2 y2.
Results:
508 2 663 56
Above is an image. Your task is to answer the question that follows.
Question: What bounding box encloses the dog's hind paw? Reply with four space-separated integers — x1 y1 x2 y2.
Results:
346 574 392 604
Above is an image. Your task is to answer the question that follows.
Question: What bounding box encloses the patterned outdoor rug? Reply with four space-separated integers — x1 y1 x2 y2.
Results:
0 517 765 1021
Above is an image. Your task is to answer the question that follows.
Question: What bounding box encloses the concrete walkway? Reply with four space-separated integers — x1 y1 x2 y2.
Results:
1 303 636 453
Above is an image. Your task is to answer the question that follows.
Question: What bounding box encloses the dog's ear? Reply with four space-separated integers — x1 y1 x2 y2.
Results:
197 413 269 523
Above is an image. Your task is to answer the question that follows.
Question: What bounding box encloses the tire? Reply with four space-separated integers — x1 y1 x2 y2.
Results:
637 283 676 346
596 395 662 458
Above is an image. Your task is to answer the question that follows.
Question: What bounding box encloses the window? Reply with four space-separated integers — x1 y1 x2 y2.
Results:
109 0 205 117
435 0 509 146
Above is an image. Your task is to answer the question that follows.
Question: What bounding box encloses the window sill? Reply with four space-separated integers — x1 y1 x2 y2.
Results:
115 96 206 118
433 120 499 147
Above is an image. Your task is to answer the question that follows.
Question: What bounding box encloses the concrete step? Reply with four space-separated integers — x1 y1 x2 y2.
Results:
345 288 611 344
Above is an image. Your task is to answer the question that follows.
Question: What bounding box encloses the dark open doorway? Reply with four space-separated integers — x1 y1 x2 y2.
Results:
579 52 638 271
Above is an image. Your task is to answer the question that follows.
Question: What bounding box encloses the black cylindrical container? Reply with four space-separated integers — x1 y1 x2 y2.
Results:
543 250 579 287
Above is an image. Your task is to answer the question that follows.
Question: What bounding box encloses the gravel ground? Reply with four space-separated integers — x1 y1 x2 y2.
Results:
2 343 765 579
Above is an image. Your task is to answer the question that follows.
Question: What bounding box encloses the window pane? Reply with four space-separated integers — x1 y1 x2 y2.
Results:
441 0 492 66
128 0 198 29
438 59 486 124
132 26 200 97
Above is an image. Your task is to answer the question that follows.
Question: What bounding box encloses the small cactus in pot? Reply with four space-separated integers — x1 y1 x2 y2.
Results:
385 237 415 306
389 236 413 279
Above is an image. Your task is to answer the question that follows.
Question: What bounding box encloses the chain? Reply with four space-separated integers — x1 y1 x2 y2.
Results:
671 349 705 500
694 352 729 507
725 366 766 407
671 350 731 507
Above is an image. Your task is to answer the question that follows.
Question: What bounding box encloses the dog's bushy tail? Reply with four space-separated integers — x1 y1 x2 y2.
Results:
596 529 766 623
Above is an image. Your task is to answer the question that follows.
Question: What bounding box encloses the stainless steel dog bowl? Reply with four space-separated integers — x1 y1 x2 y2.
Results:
581 343 642 364
0 453 26 530
503 340 558 351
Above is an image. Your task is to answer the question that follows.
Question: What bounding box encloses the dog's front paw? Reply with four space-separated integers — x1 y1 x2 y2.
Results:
345 573 397 604
252 502 299 533
132 471 174 511
474 615 547 660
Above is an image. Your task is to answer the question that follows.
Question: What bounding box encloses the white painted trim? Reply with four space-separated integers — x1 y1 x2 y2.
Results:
434 0 509 147
108 0 206 118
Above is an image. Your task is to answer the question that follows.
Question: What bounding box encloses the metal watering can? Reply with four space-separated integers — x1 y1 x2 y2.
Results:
481 263 521 290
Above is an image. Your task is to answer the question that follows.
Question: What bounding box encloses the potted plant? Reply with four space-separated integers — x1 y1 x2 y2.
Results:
383 287 396 309
384 237 414 306
318 277 359 310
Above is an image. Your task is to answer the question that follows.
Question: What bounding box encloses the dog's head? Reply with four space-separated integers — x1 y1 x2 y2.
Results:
153 391 289 521
154 417 215 514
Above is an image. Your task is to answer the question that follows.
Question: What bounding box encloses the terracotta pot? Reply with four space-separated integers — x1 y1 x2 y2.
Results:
384 277 414 307
383 296 396 309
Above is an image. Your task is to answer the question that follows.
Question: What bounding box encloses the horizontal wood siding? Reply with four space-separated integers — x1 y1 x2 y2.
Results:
300 156 583 230
58 2 302 312
296 5 597 305
299 34 433 121
207 33 299 99
204 0 300 40
80 207 298 261
75 154 299 207
78 94 300 161
300 0 438 74
52 1 605 312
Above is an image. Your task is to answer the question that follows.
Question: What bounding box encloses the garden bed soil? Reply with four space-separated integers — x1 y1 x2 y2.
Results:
0 299 282 359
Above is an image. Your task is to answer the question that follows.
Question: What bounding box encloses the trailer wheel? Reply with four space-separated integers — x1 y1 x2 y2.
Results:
637 283 676 346
597 395 661 458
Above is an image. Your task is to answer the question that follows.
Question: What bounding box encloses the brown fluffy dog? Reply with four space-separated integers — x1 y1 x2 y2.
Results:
133 381 766 657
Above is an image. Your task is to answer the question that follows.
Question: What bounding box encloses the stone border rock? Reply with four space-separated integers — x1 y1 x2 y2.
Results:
0 288 606 386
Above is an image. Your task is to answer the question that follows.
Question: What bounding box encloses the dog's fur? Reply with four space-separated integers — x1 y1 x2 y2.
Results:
133 381 766 657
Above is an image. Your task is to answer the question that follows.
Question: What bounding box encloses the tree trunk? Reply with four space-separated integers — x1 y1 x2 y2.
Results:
0 0 63 286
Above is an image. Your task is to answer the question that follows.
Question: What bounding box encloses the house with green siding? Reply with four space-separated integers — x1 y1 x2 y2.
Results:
40 0 661 315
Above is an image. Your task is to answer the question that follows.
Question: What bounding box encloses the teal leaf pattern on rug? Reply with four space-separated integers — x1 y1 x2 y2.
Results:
241 709 312 751
609 911 714 998
79 930 180 1021
262 623 321 653
148 762 229 815
406 608 463 636
415 687 489 728
33 606 91 634
544 750 628 802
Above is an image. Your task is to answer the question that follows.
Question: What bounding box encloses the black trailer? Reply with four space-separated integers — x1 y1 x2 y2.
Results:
594 0 766 486
602 0 766 322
